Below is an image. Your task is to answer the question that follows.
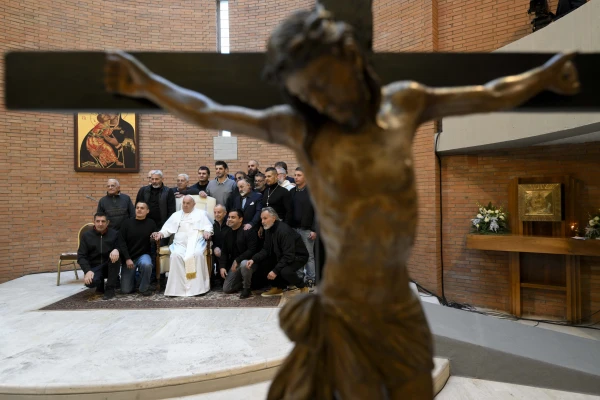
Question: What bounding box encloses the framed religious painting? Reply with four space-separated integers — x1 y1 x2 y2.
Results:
74 113 139 172
518 183 563 222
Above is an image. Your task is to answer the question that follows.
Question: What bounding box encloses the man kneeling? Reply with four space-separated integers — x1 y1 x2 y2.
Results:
119 201 156 296
152 195 213 297
247 207 309 297
78 212 120 300
221 209 259 298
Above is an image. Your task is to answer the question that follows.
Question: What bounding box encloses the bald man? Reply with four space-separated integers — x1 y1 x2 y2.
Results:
97 178 135 231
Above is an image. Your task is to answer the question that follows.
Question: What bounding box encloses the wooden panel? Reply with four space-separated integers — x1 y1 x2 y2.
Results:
466 234 600 257
520 253 565 287
5 52 600 111
520 283 567 292
509 252 521 317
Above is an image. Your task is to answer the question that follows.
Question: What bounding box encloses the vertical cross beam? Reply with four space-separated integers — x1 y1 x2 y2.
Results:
318 0 373 52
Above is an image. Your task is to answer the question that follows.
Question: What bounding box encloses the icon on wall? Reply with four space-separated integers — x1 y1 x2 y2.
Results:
74 113 139 172
518 183 562 221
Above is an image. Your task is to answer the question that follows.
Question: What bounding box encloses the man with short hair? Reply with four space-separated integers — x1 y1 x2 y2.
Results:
78 212 120 300
263 167 292 224
291 167 317 288
191 166 211 193
201 160 237 207
221 210 260 298
152 195 213 297
119 202 157 296
173 173 200 198
274 161 295 184
230 179 263 231
247 208 308 297
211 203 230 285
253 172 267 195
247 159 261 188
146 170 156 186
136 170 176 231
276 167 295 191
96 179 135 232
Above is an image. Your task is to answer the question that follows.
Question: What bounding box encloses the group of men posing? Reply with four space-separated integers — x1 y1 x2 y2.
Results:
77 160 317 300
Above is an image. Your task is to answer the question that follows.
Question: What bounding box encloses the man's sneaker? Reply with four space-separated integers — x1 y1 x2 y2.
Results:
261 287 284 297
306 279 314 288
140 289 154 297
240 288 252 299
103 289 115 300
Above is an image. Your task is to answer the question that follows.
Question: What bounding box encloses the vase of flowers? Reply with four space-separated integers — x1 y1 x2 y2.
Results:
584 209 600 239
471 202 509 234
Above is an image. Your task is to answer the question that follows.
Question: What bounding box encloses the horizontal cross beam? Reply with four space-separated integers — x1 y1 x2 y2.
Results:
5 51 600 112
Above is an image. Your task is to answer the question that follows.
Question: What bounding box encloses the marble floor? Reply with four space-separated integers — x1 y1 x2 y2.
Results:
436 377 600 400
0 272 290 397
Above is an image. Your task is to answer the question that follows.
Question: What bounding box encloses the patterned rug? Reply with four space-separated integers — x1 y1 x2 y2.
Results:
40 287 282 310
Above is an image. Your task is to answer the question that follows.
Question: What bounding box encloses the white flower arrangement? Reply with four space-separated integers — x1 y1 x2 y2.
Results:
584 209 600 239
471 202 509 234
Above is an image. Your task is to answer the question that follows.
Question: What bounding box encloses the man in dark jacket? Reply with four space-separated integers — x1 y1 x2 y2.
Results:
247 207 309 297
211 204 230 286
262 167 292 224
135 170 176 232
78 212 120 300
290 167 317 288
96 179 135 231
135 170 175 285
228 178 263 231
221 209 260 298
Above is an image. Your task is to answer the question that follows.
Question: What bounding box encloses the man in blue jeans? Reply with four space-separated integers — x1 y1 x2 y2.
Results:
119 202 157 296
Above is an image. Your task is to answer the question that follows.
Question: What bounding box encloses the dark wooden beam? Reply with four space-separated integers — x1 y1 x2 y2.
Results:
318 0 373 52
5 51 600 112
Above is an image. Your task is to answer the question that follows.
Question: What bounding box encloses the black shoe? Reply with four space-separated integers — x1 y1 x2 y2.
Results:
306 279 314 288
95 281 105 294
141 289 154 297
103 289 115 300
240 288 251 299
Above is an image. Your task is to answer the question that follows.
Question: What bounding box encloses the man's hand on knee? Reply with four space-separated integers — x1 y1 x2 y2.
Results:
84 271 94 285
220 268 227 279
231 260 238 272
109 249 120 263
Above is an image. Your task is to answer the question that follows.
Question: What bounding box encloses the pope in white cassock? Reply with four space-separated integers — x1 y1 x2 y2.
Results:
152 195 213 296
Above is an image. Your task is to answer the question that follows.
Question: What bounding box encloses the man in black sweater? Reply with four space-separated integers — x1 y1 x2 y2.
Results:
78 212 120 300
290 167 317 288
119 202 157 296
96 179 135 231
211 204 230 286
135 170 176 232
190 166 210 193
221 209 260 298
262 167 292 224
247 207 309 297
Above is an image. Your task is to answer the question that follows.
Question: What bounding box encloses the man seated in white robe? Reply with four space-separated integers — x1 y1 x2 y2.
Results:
151 195 213 297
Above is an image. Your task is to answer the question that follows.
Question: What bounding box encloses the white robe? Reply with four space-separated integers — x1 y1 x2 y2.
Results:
159 209 213 297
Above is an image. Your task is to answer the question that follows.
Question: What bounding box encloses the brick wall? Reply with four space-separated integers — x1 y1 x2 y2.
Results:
441 143 600 319
0 0 218 282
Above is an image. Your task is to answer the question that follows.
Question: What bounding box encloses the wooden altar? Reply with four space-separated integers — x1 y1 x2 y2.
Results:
466 176 600 322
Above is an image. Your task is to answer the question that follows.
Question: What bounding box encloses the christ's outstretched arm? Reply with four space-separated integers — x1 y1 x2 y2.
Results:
104 51 302 148
384 53 580 126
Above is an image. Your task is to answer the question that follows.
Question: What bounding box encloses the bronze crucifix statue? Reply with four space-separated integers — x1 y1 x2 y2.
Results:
102 6 580 399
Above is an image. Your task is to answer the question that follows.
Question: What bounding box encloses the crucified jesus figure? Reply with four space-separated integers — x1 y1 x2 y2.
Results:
105 7 579 400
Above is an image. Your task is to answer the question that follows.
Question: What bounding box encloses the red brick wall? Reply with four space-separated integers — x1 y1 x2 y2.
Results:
441 143 600 319
0 0 218 283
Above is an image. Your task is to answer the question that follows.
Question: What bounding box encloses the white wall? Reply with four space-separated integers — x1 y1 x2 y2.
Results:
436 0 600 154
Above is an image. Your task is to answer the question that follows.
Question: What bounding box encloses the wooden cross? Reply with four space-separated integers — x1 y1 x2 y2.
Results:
5 0 600 112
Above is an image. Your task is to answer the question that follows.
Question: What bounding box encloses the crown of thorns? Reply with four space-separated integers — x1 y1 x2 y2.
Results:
263 5 356 83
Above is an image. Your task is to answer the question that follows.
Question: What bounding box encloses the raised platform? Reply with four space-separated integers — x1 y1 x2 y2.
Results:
0 273 448 399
